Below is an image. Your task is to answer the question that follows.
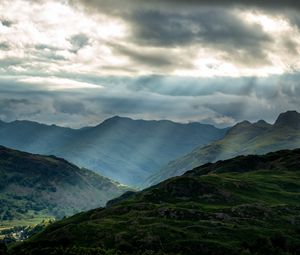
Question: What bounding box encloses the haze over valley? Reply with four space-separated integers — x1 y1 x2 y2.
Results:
0 0 300 254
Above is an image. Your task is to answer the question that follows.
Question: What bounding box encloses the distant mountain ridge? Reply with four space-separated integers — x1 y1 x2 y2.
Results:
0 116 227 186
147 110 300 185
0 146 128 225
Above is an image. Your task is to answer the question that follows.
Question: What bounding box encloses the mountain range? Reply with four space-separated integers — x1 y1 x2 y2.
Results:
147 111 300 185
0 116 227 186
10 148 300 255
0 146 128 226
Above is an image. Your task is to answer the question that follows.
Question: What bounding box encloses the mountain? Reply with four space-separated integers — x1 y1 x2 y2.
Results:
274 110 300 129
0 117 227 186
0 146 128 226
10 149 300 255
147 110 300 185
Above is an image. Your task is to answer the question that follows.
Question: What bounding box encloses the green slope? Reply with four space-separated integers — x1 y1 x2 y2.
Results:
147 111 300 185
10 149 300 255
0 146 129 228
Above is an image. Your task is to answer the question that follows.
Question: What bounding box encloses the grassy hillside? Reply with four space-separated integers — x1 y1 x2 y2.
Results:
10 149 300 255
0 146 129 228
0 117 227 186
147 111 300 185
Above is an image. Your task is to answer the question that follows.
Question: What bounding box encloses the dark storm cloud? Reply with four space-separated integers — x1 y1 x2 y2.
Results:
1 73 300 127
2 0 298 76
69 0 278 68
284 9 300 30
0 0 299 127
0 42 10 50
126 9 271 66
0 19 13 27
129 10 270 47
110 43 192 70
112 44 172 67
276 38 299 57
160 0 300 9
69 33 90 53
69 0 300 12
54 100 91 115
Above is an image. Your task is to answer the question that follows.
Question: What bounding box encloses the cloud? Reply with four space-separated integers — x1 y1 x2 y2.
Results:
110 43 194 72
0 0 299 128
69 0 300 12
34 47 68 62
126 9 272 68
18 76 102 90
0 0 299 77
129 10 270 46
0 42 10 50
54 100 91 115
0 97 39 122
66 0 300 75
0 73 300 128
112 43 173 67
0 19 13 27
69 33 90 53
125 76 258 97
0 58 23 68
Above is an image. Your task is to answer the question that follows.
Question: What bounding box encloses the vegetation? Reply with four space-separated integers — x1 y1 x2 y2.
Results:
9 149 300 255
0 146 129 228
148 110 300 185
0 219 54 243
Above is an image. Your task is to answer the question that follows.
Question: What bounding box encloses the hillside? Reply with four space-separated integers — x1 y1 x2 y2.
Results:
9 148 300 255
147 111 300 185
0 117 227 186
0 146 128 227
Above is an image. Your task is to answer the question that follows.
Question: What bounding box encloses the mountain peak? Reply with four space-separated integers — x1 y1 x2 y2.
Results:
220 120 253 137
230 120 252 129
237 120 251 125
98 116 132 126
105 115 126 121
274 110 300 129
254 119 271 128
256 120 267 125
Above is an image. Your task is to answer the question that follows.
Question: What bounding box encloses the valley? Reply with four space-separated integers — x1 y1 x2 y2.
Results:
0 146 129 232
148 111 300 185
0 117 227 186
8 148 300 255
1 1 300 254
1 112 300 254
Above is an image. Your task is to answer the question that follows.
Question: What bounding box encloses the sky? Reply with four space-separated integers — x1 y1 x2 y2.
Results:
0 0 300 128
